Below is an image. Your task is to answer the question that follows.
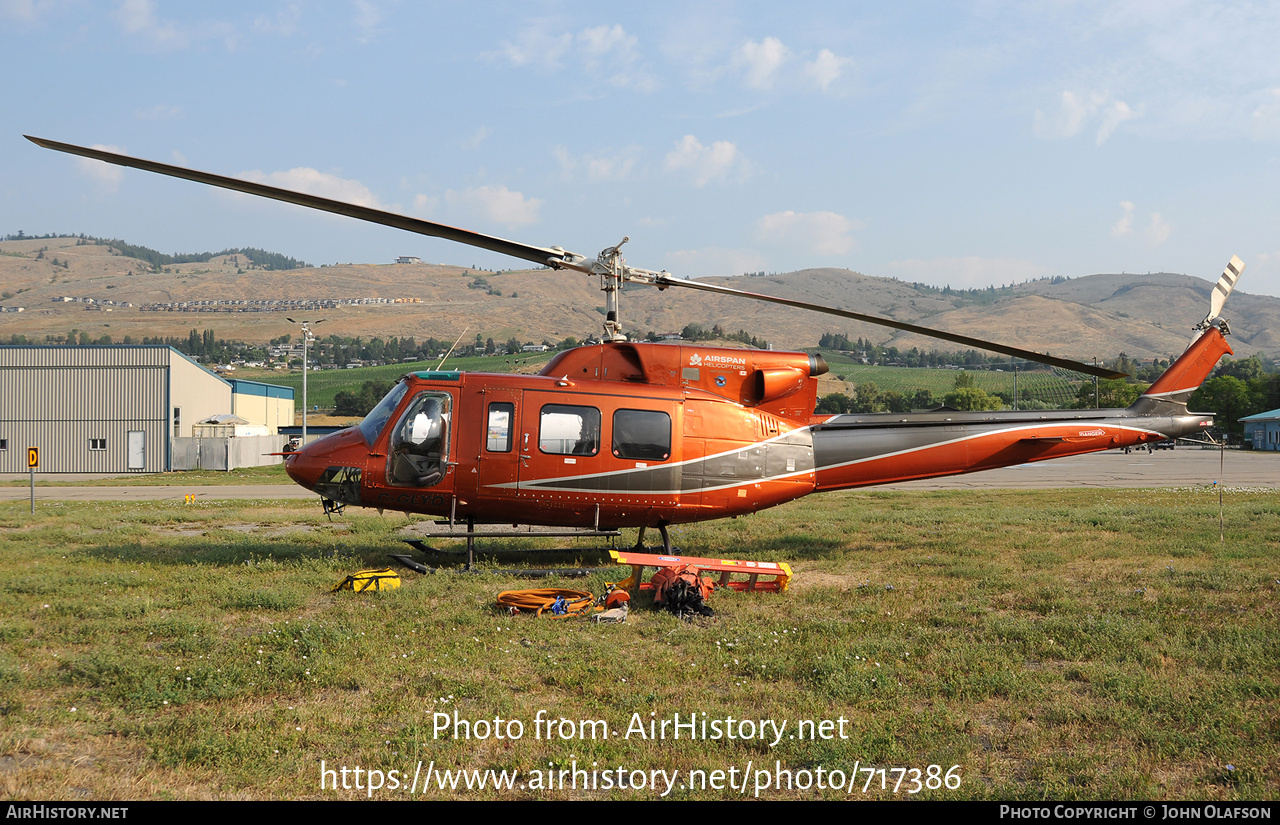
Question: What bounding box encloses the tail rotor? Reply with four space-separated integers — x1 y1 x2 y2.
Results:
1198 255 1245 332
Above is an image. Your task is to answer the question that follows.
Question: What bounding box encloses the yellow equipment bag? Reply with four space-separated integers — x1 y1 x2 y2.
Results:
332 568 401 593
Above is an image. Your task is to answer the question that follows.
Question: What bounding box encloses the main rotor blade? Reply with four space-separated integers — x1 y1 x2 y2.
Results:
25 136 575 271
654 276 1126 379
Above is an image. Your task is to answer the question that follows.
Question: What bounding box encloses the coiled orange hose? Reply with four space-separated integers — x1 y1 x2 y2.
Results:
496 588 599 618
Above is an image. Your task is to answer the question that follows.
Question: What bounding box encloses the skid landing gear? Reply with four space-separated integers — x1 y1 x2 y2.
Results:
395 518 621 575
633 524 674 554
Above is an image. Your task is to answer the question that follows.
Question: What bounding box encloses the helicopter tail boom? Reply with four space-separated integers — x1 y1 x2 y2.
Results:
809 325 1230 491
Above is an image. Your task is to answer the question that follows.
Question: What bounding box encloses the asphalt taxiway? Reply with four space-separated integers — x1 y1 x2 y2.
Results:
1 449 1275 502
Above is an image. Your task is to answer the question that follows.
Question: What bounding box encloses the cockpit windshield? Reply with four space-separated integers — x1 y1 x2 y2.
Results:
357 381 409 446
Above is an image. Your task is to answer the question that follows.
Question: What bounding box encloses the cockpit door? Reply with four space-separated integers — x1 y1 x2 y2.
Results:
386 390 456 494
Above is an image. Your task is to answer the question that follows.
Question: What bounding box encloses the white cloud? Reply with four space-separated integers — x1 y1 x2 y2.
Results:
240 168 384 208
736 37 790 90
112 0 238 50
578 23 629 57
134 104 181 121
1112 201 1169 245
492 20 573 70
1033 91 1097 139
1033 90 1139 145
492 22 656 90
755 211 858 256
1 0 59 22
352 0 384 44
113 0 187 49
554 145 640 183
1111 201 1135 237
462 126 491 151
578 24 657 91
74 144 127 193
412 193 438 215
252 3 301 37
1145 212 1171 246
664 135 751 186
665 247 768 279
444 185 541 227
885 257 1059 290
1250 88 1280 140
1096 101 1137 145
804 49 850 93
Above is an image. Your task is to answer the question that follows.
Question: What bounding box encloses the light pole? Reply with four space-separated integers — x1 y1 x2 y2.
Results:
287 318 324 444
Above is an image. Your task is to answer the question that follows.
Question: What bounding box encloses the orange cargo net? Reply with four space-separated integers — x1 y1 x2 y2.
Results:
609 550 791 595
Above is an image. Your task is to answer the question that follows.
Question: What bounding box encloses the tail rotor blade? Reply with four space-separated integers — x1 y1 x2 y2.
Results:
1208 255 1245 321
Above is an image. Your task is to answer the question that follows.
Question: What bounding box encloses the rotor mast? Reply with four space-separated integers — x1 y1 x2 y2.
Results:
583 235 673 343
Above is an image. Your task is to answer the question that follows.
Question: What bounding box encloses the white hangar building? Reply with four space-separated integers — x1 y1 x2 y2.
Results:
0 346 293 473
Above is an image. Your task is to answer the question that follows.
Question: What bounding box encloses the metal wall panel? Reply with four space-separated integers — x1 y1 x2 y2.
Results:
232 393 295 433
169 352 233 438
171 438 201 471
0 419 166 473
168 436 286 470
0 346 230 473
0 346 170 369
228 435 285 468
0 364 165 420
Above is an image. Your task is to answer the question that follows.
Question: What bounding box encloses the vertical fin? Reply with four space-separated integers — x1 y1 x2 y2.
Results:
1140 326 1233 405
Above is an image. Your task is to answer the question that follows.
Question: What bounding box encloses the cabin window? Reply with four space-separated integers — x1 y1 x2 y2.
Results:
358 380 409 446
612 409 671 461
539 404 600 456
486 402 514 452
387 391 451 487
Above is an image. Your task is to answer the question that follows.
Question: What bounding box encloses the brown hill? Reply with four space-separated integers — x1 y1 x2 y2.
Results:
1 237 1275 361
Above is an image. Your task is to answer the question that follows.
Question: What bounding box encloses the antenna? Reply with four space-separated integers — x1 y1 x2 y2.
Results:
436 326 469 371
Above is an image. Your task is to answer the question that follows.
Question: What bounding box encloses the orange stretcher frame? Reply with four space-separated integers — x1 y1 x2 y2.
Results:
609 550 791 595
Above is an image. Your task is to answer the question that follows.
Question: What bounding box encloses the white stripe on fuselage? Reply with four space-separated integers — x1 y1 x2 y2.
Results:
485 420 1165 496
811 421 1165 477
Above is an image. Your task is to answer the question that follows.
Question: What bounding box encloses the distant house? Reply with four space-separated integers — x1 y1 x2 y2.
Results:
395 256 421 264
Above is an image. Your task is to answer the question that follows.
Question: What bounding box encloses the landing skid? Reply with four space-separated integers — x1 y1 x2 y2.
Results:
392 521 677 575
397 518 621 572
633 524 675 554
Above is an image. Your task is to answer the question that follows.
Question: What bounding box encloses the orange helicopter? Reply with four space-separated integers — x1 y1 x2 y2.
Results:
27 137 1243 553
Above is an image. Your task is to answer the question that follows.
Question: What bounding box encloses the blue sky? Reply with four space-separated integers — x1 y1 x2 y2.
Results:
3 1 1280 297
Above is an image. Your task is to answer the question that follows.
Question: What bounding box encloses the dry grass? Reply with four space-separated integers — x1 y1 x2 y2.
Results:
1 488 1277 800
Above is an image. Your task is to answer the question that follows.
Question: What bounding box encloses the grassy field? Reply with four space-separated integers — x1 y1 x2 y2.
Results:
243 353 556 411
0 464 293 488
819 354 1084 407
251 350 1086 413
2 488 1277 800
